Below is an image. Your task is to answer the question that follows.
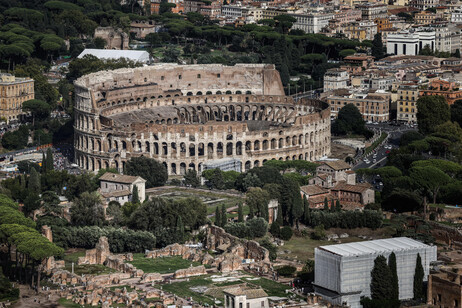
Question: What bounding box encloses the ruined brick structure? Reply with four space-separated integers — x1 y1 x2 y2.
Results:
74 64 331 175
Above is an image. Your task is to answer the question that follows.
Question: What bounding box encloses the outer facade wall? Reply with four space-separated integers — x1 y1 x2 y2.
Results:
74 64 331 175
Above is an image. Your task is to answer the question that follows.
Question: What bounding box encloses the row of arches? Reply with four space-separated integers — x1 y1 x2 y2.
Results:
76 130 330 160
76 145 330 175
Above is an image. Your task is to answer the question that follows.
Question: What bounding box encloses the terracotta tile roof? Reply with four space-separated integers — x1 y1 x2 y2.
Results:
224 287 268 299
309 193 335 205
301 185 329 196
331 182 372 194
100 189 131 198
318 160 351 171
99 172 145 184
340 201 364 210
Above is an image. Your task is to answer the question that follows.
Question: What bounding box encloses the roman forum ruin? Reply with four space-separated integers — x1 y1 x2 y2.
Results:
74 63 331 175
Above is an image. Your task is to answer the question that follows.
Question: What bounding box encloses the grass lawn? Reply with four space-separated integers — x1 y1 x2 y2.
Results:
63 250 116 276
279 235 365 261
161 276 215 305
244 277 290 297
128 255 201 274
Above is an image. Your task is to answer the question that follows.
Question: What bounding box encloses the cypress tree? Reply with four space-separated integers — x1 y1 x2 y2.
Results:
29 167 41 194
45 148 54 171
335 200 342 212
371 255 394 300
177 216 185 243
323 197 329 211
41 153 46 173
215 206 221 227
389 252 399 300
221 205 227 227
413 253 425 301
238 202 244 222
132 185 140 204
276 203 283 225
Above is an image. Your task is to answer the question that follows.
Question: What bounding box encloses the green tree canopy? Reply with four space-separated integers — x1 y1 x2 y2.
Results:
124 157 167 188
370 255 394 300
416 95 450 135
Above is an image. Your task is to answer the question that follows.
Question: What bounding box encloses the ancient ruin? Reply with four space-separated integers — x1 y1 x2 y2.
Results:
77 236 111 265
74 64 331 175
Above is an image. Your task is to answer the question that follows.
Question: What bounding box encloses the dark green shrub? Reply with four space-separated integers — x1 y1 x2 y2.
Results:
279 226 293 240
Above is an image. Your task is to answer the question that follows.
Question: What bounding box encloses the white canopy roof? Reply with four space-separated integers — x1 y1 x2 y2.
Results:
78 49 151 63
318 237 432 257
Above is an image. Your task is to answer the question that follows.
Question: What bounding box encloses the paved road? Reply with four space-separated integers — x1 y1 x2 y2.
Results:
353 122 417 171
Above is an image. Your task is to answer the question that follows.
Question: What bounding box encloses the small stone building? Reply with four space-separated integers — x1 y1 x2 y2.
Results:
99 172 146 205
94 27 129 50
223 287 269 308
427 268 462 307
330 181 374 207
315 160 355 184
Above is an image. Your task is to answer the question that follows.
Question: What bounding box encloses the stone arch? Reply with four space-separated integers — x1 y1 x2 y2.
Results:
236 141 242 155
262 140 269 150
226 142 233 156
278 138 283 148
198 143 204 156
245 141 251 152
162 142 168 155
207 143 214 159
217 142 223 156
171 163 177 175
180 163 186 175
254 140 260 151
254 160 260 167
245 161 251 171
189 144 195 156
271 139 277 150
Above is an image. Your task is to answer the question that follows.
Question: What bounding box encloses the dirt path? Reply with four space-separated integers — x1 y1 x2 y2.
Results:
12 285 61 308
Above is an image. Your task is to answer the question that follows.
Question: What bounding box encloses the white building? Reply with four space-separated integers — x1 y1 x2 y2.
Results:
355 3 388 21
221 5 244 18
291 13 334 34
78 49 151 64
451 10 462 23
409 0 439 10
99 172 146 205
314 237 437 308
323 68 349 92
224 287 269 308
386 31 436 55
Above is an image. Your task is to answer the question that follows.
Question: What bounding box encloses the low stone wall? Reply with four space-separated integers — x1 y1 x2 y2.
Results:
173 265 207 279
429 221 462 248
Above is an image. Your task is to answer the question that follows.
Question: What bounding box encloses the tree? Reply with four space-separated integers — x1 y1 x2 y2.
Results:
371 33 385 60
413 253 424 301
416 95 450 135
332 103 369 137
323 197 329 211
280 226 293 240
184 169 200 187
221 205 227 227
335 200 342 212
246 187 270 220
45 148 54 172
451 100 462 127
124 157 167 188
210 168 225 190
389 252 399 300
238 202 244 222
70 192 105 226
370 255 394 300
132 185 140 204
176 216 184 243
410 166 451 219
215 206 221 227
28 167 41 194
22 99 51 125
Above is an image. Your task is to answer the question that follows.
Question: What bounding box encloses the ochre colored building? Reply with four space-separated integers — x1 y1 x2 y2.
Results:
420 78 462 105
0 73 34 123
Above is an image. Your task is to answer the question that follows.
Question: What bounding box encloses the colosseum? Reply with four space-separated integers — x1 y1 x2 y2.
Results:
74 64 331 175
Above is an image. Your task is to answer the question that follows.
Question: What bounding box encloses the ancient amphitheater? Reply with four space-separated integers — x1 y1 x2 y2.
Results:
74 64 331 175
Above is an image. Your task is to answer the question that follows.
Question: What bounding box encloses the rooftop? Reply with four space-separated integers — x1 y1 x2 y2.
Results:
331 181 371 193
318 160 351 171
301 185 329 196
223 287 268 299
99 172 145 184
318 237 432 257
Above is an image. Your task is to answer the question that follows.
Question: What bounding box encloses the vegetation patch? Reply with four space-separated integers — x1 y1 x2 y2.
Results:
128 255 201 274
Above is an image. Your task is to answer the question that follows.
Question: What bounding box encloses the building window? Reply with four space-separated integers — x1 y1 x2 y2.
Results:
261 301 265 307
161 76 164 80
197 74 201 78
179 75 182 79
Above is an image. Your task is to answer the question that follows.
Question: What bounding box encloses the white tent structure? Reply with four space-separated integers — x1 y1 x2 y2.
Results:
77 49 151 64
314 237 437 308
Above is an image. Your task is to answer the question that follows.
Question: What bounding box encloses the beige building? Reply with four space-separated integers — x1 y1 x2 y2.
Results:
328 92 390 122
224 287 269 308
99 172 146 205
0 73 34 123
415 11 437 25
397 84 419 123
315 161 354 183
330 182 375 207
323 68 349 92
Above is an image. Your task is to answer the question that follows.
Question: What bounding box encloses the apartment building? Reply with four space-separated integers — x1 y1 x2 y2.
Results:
420 78 462 105
344 21 377 41
451 10 462 23
355 3 388 21
327 92 390 122
323 68 349 92
375 17 393 32
221 5 244 18
291 12 334 33
415 11 437 25
397 83 419 123
0 73 34 123
409 0 439 10
333 9 362 25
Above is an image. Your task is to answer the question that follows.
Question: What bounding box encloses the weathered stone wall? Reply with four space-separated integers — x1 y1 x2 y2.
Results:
78 237 111 265
94 27 129 50
429 221 462 248
173 265 207 279
73 64 331 175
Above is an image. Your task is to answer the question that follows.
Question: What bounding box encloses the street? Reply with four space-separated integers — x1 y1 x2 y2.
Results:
353 122 417 171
